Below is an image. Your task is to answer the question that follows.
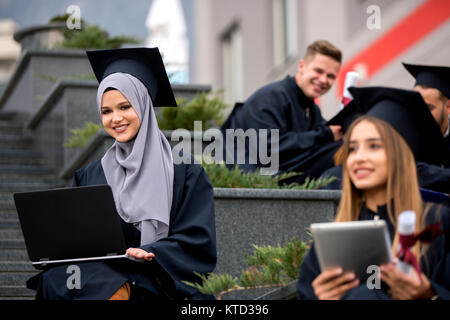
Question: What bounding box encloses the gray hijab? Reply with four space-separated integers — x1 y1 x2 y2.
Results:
97 72 174 246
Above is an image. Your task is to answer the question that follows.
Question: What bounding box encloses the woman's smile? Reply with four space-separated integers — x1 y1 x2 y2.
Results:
113 124 129 133
353 167 374 179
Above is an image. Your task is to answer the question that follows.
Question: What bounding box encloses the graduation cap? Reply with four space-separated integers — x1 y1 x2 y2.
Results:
403 63 450 99
346 86 447 166
327 100 364 132
86 47 177 107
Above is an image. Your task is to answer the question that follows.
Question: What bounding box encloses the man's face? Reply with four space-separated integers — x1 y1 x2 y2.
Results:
295 53 341 99
413 85 450 135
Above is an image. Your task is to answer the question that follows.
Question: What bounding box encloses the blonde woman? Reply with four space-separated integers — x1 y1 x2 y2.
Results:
297 115 450 300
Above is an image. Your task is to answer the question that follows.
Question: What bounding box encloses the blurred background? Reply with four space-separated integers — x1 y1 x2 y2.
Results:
0 0 449 119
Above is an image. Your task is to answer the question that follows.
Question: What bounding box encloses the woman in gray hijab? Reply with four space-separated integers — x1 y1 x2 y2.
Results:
26 48 217 300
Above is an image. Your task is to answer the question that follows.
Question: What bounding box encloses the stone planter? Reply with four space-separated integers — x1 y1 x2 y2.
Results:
13 23 65 52
214 188 340 299
25 79 98 175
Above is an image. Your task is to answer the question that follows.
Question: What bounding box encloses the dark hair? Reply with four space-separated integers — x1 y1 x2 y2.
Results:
304 40 342 63
104 87 117 93
415 84 449 103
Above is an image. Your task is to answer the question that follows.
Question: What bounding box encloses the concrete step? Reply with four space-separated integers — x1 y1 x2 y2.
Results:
0 286 36 298
0 272 38 286
0 229 24 240
0 149 41 157
0 135 33 150
0 113 53 300
0 156 45 166
0 249 29 261
0 111 19 121
0 219 20 229
0 197 15 208
0 208 17 217
0 206 17 214
0 182 58 192
0 123 25 135
0 150 45 166
0 261 35 272
0 173 58 184
0 164 55 174
0 239 25 249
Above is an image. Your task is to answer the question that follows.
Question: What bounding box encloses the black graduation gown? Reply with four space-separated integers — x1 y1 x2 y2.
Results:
220 76 340 183
26 160 217 300
319 164 450 194
297 203 450 300
445 135 450 166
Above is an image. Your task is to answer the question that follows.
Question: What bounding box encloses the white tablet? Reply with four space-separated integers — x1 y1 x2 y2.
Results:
310 220 393 281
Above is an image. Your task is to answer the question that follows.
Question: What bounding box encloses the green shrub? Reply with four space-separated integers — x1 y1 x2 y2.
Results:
182 238 309 299
49 14 140 49
200 160 336 189
63 122 103 148
157 92 227 131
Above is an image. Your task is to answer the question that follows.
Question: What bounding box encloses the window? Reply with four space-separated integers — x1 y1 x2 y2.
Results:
272 0 298 65
222 24 244 104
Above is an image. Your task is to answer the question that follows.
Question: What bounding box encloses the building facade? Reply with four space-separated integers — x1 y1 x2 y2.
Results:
191 0 450 119
0 19 21 92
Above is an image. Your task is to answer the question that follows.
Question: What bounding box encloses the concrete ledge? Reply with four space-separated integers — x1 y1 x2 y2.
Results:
214 188 341 200
59 130 113 181
255 280 298 300
0 49 90 113
26 79 98 130
13 22 65 43
214 188 340 281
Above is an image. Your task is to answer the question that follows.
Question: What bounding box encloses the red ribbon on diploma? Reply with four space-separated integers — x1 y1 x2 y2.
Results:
398 223 444 280
341 96 352 107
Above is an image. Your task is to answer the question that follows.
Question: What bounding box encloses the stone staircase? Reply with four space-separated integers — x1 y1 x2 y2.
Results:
0 111 62 299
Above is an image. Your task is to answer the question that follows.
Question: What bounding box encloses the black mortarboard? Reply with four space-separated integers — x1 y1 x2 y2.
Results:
86 47 177 107
347 86 447 166
327 100 364 132
403 63 450 99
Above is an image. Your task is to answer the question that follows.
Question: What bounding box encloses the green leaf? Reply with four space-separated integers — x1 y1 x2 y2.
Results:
156 92 227 131
182 272 239 295
48 13 142 50
63 122 102 148
199 158 336 190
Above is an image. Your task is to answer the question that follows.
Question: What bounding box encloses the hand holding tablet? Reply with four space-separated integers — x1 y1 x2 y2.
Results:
311 220 393 282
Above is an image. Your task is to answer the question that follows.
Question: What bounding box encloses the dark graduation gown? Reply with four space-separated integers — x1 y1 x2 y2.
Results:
297 203 450 300
26 160 217 300
445 135 450 166
220 76 340 183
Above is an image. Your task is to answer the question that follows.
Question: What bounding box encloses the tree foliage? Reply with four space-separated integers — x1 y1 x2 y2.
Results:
157 92 227 131
49 14 140 49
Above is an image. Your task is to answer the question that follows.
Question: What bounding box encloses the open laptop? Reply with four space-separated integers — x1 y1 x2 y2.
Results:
14 185 146 269
310 220 393 282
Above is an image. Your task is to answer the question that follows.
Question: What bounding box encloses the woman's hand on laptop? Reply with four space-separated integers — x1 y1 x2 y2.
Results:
126 248 155 261
312 267 360 300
